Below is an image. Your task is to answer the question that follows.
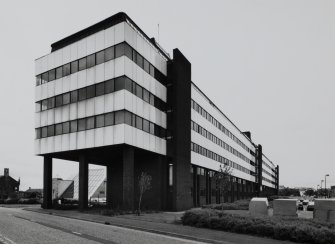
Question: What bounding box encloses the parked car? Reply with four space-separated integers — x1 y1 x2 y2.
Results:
307 201 314 211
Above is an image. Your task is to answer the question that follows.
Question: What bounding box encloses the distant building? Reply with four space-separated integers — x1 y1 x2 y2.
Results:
52 169 106 201
0 168 20 199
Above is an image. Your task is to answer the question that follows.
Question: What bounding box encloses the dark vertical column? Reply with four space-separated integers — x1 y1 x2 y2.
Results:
256 144 263 196
167 49 192 211
43 156 52 209
205 169 209 204
276 165 279 195
122 146 134 210
79 154 88 211
106 165 113 208
192 165 197 207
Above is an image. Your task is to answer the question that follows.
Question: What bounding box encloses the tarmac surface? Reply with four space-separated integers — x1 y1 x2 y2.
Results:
0 206 294 244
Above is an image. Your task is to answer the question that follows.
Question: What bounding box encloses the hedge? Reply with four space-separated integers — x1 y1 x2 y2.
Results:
181 209 335 244
202 199 250 210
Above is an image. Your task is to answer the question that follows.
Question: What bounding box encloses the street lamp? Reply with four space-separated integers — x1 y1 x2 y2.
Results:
325 174 330 198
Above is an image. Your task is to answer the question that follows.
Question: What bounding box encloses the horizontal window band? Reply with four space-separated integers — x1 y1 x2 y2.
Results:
36 41 167 87
35 109 166 140
191 120 253 166
191 142 255 176
191 99 253 157
35 75 167 113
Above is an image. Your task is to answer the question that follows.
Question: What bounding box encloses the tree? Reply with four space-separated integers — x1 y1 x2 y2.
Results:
304 188 316 197
278 187 300 197
138 172 152 215
213 164 233 211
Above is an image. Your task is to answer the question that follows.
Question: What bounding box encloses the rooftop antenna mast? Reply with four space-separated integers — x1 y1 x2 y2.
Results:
157 23 160 43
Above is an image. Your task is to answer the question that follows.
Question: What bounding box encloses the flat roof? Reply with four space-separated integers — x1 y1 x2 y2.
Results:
51 12 171 60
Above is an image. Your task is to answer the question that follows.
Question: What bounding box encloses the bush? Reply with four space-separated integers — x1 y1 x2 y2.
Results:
203 199 250 210
4 198 19 204
18 198 39 204
181 209 335 244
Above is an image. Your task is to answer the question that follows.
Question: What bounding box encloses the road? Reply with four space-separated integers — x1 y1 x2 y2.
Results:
0 207 205 244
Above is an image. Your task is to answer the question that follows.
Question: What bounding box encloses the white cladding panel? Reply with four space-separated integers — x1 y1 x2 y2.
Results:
124 22 167 76
36 57 165 102
34 125 166 155
191 84 254 151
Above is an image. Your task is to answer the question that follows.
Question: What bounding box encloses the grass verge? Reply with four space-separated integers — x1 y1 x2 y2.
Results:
181 209 335 244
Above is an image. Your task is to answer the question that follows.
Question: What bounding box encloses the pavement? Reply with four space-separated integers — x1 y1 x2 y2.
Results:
7 206 294 244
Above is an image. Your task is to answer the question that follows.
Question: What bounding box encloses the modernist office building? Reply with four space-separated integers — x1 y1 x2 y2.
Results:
35 12 279 211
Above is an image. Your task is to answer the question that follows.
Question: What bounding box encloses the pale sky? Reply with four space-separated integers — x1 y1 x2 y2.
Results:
0 0 334 190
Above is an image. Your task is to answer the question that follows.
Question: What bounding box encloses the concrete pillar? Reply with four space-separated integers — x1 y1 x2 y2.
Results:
79 155 88 211
107 146 134 210
122 146 134 210
43 156 52 209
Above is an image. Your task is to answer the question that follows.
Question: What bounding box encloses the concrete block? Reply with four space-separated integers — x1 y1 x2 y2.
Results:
273 199 297 216
249 197 268 216
314 199 335 223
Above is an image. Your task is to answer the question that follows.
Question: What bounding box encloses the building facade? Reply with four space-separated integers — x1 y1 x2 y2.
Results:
0 168 20 200
34 12 279 211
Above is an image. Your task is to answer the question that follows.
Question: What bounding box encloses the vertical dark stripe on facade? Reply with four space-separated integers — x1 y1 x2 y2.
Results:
256 144 263 196
167 49 192 211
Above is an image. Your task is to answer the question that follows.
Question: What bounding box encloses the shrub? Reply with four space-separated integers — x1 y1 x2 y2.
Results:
18 198 39 204
182 209 335 244
202 199 250 210
4 198 19 204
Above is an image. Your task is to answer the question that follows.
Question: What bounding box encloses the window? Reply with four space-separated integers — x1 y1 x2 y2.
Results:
70 120 77 132
96 114 105 128
86 117 95 129
71 90 78 103
124 77 132 93
55 124 62 135
63 122 70 134
41 127 48 138
124 111 132 125
35 128 41 139
49 69 56 81
78 119 86 131
47 97 55 109
149 64 155 76
105 46 114 61
47 125 54 137
96 82 105 96
136 53 143 68
63 93 70 105
115 43 124 58
144 59 150 73
63 63 71 76
132 50 137 62
136 116 143 130
55 95 63 107
41 100 48 111
124 43 132 60
96 50 105 65
78 57 87 71
105 79 114 94
86 85 95 99
115 76 125 91
136 85 143 99
35 102 41 112
115 111 124 124
78 88 87 101
105 113 114 126
149 122 155 134
41 72 48 84
149 94 154 106
56 67 63 79
71 61 78 73
87 54 95 68
36 75 41 86
143 119 149 133
143 89 149 103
